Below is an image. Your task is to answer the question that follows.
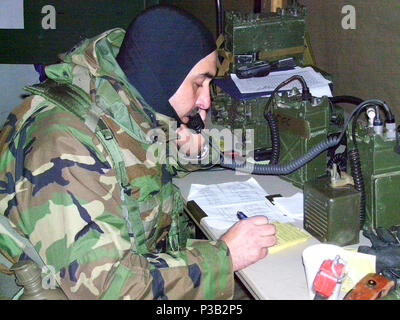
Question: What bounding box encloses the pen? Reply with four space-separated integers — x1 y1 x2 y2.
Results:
237 211 248 220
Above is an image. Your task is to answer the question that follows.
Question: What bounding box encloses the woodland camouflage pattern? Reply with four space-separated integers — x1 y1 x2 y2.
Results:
0 28 234 299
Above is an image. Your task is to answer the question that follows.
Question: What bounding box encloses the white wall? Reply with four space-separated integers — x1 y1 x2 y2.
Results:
0 64 39 127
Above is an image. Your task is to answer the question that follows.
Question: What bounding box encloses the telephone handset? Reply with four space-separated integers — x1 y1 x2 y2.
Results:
186 109 205 134
182 108 225 159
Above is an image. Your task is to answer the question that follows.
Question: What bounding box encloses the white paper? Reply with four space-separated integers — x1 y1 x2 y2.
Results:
188 178 294 230
273 193 304 220
201 201 293 223
188 178 267 208
0 0 24 29
231 67 332 97
201 217 236 231
309 85 333 98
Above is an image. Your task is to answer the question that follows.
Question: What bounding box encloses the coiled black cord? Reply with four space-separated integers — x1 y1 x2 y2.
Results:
262 75 311 165
327 152 347 173
329 95 365 228
265 112 280 164
348 149 366 229
347 100 394 229
221 135 338 175
264 75 311 115
219 99 395 177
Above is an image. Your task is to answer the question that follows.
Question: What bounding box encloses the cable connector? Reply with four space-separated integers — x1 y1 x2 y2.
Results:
373 118 384 135
302 87 312 102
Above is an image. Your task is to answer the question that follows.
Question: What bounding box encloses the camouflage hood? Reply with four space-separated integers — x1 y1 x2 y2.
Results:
44 28 186 147
45 28 155 120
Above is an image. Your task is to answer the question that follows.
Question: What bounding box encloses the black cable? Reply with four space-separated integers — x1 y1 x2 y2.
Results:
216 0 224 36
338 100 392 144
220 136 338 175
328 95 364 127
220 99 395 176
351 103 373 150
264 75 311 116
350 101 392 149
212 71 396 178
362 99 394 122
265 112 280 164
329 95 363 106
327 152 347 172
347 100 395 229
348 149 366 229
261 75 311 166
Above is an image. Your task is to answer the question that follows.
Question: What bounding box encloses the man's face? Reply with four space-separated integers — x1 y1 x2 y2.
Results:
169 50 217 124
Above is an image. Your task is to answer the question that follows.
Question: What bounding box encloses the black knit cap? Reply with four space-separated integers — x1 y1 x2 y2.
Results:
116 5 216 120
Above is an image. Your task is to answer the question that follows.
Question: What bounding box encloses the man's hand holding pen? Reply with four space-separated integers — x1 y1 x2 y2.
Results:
221 213 277 272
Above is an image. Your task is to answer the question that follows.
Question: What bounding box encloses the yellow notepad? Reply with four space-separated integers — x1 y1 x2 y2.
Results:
269 222 312 254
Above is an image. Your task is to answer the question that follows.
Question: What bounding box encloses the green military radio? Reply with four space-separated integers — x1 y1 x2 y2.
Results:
349 108 400 231
211 1 314 160
211 91 272 158
224 7 307 74
303 100 400 245
270 89 332 188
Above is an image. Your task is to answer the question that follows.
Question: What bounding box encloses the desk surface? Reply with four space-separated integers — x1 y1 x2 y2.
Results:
173 168 366 300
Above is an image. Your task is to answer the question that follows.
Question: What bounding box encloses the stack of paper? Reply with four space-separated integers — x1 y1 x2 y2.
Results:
188 178 312 254
231 66 332 98
188 178 294 226
273 193 304 220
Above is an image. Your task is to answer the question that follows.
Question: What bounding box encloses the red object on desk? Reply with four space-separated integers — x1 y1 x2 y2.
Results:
313 256 345 299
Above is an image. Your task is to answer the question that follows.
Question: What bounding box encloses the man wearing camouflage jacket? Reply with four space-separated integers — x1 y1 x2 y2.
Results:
0 6 276 299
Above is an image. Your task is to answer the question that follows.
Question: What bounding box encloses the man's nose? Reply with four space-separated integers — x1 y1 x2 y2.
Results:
197 86 211 110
